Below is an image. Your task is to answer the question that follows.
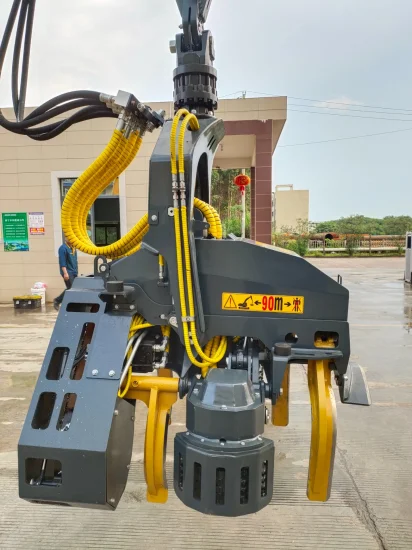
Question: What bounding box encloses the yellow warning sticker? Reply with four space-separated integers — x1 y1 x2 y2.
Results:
222 293 305 314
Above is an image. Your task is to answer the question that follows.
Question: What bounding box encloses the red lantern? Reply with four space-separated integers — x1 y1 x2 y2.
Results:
234 174 251 196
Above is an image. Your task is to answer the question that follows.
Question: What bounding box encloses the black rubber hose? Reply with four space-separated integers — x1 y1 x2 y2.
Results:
0 0 22 76
26 107 117 141
18 0 36 121
25 90 103 120
15 98 103 129
12 0 29 118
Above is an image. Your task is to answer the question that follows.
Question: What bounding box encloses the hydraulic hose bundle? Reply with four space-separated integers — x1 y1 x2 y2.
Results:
0 0 117 140
170 109 227 374
61 128 149 258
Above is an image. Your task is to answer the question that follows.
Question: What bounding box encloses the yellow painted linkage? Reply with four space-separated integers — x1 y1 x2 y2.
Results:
307 359 337 501
272 365 290 427
125 376 178 504
272 359 337 502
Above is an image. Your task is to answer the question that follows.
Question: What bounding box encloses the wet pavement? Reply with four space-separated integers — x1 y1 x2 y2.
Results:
0 257 411 549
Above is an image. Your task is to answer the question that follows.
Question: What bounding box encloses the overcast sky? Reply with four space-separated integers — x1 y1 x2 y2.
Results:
1 0 411 221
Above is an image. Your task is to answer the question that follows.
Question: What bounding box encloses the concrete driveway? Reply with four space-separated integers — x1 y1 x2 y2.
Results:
0 257 411 549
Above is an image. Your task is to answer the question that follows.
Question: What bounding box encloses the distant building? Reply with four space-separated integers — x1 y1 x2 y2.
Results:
273 185 309 232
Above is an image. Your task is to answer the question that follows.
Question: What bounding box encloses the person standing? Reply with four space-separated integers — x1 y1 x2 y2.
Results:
53 237 78 311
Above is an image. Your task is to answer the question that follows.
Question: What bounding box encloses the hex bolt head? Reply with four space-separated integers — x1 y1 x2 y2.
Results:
221 404 227 410
109 370 115 377
114 410 119 416
114 304 119 310
151 214 158 222
100 265 107 272
241 441 246 446
129 305 135 310
92 369 98 376
109 498 115 504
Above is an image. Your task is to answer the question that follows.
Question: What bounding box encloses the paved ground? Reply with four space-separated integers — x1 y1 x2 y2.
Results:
0 257 411 549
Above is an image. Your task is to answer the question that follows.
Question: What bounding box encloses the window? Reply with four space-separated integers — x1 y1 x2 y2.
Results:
60 178 121 246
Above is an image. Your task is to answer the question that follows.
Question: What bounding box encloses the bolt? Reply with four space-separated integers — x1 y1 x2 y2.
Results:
114 410 119 416
169 316 178 328
169 39 177 53
114 304 119 310
127 464 130 470
109 498 115 504
258 436 262 442
221 404 227 410
220 442 225 446
109 370 115 377
241 441 246 446
186 431 190 436
279 388 284 396
92 369 98 376
344 375 349 381
131 416 135 421
151 214 158 222
201 438 205 443
129 305 135 310
100 265 107 272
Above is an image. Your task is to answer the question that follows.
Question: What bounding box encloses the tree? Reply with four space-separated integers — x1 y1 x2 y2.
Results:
211 168 251 237
382 216 412 235
314 215 412 236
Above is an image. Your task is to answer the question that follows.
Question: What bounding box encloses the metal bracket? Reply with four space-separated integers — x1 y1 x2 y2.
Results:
336 361 371 406
269 344 343 404
149 211 159 225
94 255 110 279
99 281 137 313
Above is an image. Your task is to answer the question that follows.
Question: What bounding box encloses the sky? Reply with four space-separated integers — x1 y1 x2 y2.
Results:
0 0 411 221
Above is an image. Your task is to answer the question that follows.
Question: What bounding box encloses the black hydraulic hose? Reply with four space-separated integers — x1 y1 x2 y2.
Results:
15 99 103 129
18 0 36 121
11 0 29 118
25 91 103 120
0 1 116 141
27 108 117 141
0 0 21 76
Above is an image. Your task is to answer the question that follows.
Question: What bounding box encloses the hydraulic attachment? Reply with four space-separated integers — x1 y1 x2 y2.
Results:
0 0 372 517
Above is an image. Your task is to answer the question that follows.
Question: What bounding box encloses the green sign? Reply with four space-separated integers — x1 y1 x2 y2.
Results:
2 213 29 252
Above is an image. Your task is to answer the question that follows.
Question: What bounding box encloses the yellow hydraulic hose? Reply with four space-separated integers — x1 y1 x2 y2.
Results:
62 128 149 258
170 111 227 371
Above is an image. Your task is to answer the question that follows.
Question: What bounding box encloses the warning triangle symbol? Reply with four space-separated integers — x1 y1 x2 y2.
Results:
224 295 237 309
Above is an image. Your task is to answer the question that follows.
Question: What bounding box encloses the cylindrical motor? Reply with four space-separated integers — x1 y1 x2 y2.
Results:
174 369 274 516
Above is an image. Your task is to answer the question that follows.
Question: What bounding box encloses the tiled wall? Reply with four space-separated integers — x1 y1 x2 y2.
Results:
0 97 286 302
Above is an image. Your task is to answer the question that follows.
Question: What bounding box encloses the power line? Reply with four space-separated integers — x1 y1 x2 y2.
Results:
287 108 412 123
245 90 412 113
218 102 412 122
288 103 412 117
278 127 412 148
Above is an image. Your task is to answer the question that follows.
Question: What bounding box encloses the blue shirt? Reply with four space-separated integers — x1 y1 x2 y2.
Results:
58 243 78 277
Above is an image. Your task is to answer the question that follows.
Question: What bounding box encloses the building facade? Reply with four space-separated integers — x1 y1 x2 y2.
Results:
273 184 309 232
0 97 286 302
